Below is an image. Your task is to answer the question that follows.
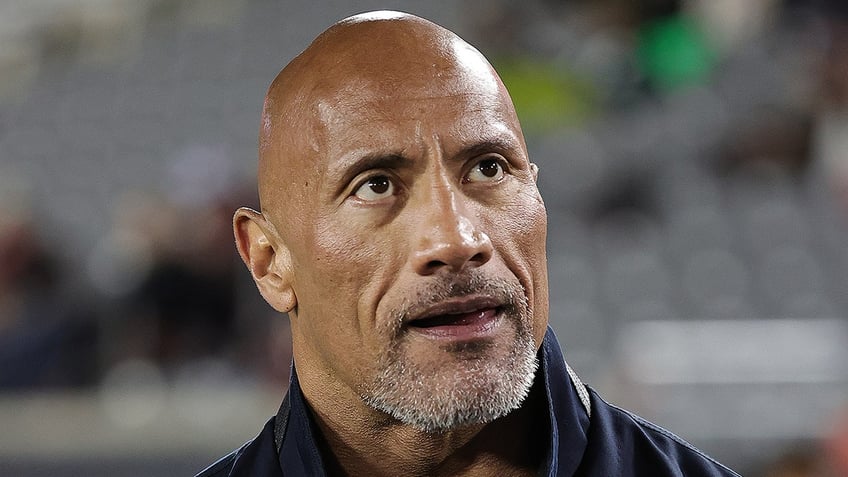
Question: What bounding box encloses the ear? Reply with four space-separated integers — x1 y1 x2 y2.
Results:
233 207 297 313
530 163 539 182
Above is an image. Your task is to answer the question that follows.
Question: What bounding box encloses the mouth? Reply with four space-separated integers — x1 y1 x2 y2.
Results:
405 296 504 340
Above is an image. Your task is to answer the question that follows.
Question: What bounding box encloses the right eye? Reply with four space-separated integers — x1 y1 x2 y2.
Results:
353 175 395 201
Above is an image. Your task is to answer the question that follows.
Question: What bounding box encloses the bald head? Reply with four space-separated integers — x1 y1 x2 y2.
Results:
257 11 523 227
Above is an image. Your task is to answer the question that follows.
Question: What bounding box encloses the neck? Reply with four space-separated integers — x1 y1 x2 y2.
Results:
300 375 546 477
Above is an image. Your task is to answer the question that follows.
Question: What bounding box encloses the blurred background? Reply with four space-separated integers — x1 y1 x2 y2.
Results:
2 0 848 475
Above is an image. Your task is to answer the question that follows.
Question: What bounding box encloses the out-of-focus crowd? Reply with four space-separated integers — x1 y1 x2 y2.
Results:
0 177 291 388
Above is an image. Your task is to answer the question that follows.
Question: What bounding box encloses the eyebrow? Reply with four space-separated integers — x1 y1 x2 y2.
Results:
457 136 524 161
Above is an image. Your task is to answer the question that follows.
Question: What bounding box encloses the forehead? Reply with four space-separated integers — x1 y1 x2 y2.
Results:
313 62 521 157
323 92 513 137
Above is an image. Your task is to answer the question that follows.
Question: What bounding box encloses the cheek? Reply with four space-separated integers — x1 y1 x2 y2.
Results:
491 190 547 266
488 191 549 342
295 215 402 326
288 215 407 395
299 220 372 304
509 193 547 252
287 218 382 376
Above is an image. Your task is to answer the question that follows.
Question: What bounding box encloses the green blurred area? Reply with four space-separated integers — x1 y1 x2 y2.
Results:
636 14 715 92
493 58 599 133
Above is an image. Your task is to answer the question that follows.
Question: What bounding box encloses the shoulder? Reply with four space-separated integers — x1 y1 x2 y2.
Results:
582 388 740 477
194 417 282 477
195 443 249 477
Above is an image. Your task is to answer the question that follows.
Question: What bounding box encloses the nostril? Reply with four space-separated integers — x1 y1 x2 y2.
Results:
426 260 446 270
422 253 487 274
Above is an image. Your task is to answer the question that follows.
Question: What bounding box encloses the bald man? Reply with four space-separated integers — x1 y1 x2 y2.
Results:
197 11 739 477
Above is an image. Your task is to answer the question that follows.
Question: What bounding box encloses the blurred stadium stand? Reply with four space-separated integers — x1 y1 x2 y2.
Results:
2 0 848 475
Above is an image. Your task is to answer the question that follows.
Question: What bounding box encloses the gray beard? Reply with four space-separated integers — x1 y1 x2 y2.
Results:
361 275 539 433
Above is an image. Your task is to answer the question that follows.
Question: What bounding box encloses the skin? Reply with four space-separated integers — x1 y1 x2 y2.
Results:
234 11 550 477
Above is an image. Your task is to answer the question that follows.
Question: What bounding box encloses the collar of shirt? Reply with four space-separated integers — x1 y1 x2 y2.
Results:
277 326 590 476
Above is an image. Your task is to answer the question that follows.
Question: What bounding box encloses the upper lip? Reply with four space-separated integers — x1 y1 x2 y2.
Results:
404 295 503 325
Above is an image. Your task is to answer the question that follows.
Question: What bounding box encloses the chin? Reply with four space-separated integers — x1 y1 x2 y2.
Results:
363 308 539 433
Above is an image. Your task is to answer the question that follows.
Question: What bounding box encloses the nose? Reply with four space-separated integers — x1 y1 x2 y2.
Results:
411 183 494 276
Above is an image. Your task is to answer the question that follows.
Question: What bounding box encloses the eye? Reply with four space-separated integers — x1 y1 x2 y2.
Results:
465 158 505 183
353 175 395 201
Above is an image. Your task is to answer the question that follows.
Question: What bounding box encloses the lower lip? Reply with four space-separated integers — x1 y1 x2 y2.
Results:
408 308 501 340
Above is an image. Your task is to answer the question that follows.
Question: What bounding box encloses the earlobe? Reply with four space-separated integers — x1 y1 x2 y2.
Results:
530 163 539 182
233 207 297 313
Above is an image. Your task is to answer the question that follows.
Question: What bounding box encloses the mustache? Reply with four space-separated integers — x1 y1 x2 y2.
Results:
386 272 529 332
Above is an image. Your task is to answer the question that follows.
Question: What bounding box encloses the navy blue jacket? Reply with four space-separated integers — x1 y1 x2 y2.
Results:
197 329 740 476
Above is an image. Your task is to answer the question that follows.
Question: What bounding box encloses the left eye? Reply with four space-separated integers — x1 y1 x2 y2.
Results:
466 158 505 183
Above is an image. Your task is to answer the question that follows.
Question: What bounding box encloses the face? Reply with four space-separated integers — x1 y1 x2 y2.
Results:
264 37 549 432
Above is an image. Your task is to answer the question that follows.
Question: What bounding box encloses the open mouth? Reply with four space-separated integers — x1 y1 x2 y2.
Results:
405 303 503 339
407 307 502 328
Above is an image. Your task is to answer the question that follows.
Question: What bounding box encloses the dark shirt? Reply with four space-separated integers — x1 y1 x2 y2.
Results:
197 328 740 476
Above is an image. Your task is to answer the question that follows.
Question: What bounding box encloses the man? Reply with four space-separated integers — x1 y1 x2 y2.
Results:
198 11 739 477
